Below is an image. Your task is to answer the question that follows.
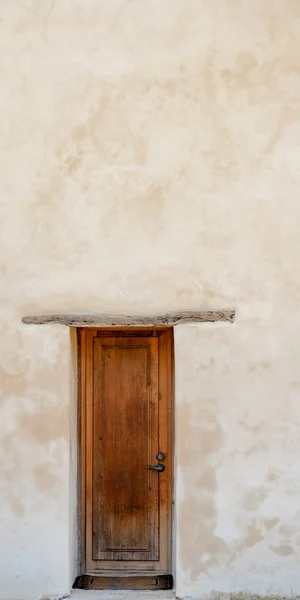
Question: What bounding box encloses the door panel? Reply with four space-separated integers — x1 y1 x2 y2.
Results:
93 337 159 561
81 329 173 574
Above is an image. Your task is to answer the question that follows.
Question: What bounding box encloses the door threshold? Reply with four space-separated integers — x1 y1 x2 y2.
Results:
73 574 173 590
85 570 169 576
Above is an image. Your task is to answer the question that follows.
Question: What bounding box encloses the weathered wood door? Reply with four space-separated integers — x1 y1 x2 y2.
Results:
80 329 173 576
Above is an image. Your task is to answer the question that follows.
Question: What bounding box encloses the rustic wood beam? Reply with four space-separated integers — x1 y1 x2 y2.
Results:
22 310 235 327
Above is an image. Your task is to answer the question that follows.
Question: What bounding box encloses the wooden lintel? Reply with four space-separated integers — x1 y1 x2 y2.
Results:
22 310 235 327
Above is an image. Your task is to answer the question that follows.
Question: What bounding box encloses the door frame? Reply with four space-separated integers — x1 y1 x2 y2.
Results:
77 327 174 583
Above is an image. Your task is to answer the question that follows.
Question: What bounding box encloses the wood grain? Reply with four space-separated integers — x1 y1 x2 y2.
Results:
73 574 173 590
82 329 173 574
22 310 235 326
92 336 159 562
158 330 173 572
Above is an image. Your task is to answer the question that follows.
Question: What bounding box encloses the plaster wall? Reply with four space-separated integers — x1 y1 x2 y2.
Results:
1 1 300 599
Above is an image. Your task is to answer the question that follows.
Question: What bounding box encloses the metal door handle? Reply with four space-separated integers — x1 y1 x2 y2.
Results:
144 463 165 472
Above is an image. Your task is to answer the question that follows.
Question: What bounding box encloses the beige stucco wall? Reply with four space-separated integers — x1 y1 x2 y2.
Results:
1 1 300 599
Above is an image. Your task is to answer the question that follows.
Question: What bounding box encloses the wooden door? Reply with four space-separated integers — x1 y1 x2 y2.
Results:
80 329 173 577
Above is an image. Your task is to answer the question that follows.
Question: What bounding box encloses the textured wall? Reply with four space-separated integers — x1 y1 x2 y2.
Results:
1 1 300 598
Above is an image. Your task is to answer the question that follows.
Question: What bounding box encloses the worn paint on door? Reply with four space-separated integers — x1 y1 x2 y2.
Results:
80 329 173 575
